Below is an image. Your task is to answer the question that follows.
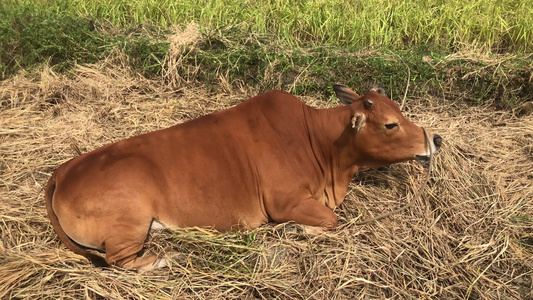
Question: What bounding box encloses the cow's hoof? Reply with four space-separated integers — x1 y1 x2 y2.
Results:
136 257 168 273
301 225 326 236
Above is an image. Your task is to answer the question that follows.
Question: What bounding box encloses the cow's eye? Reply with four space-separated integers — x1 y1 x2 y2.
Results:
385 123 398 130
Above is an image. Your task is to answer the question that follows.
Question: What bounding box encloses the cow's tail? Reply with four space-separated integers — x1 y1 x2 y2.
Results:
45 173 108 267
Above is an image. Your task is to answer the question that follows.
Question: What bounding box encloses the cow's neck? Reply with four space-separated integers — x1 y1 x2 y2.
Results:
304 105 359 208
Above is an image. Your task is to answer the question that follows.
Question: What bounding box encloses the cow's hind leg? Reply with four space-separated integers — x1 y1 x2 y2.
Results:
103 221 167 272
114 251 167 273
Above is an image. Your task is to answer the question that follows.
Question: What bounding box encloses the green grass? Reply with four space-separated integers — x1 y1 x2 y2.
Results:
172 28 532 109
2 0 532 57
0 1 173 78
1 0 532 109
55 0 533 52
50 0 533 51
0 3 105 76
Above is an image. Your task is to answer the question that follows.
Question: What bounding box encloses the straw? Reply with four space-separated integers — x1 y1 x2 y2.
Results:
1 58 531 299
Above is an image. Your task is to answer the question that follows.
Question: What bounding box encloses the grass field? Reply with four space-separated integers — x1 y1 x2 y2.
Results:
1 0 532 109
1 0 532 299
3 0 533 50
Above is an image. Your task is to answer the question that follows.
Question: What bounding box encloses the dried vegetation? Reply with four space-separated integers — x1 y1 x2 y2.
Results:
0 46 532 299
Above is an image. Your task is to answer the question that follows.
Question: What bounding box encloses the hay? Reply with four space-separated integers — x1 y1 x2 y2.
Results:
0 59 531 299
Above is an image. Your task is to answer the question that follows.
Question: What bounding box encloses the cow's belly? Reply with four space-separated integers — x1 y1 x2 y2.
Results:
154 192 268 231
147 142 269 231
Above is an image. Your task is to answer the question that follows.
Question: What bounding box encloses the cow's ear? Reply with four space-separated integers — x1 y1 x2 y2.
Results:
370 84 387 96
351 112 366 131
334 84 359 104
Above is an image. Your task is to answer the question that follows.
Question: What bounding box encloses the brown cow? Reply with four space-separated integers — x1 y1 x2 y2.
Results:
45 85 442 272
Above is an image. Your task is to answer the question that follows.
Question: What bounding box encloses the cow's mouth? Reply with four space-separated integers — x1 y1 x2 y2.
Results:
415 155 431 164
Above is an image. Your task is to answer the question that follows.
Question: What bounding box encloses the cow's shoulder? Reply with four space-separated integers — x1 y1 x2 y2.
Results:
256 89 302 104
244 90 306 114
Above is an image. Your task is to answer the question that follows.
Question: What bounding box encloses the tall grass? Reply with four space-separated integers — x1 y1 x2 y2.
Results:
1 0 532 108
0 0 170 78
1 0 532 52
17 0 532 52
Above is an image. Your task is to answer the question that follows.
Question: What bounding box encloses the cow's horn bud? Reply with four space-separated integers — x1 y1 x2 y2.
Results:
364 99 374 109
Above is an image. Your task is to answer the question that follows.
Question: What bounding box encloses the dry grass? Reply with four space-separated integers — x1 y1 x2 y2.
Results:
0 52 532 299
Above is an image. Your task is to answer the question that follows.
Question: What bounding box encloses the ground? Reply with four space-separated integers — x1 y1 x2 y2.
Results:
0 61 532 299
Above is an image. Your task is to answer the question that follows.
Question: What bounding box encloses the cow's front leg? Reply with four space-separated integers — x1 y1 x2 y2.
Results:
268 197 338 232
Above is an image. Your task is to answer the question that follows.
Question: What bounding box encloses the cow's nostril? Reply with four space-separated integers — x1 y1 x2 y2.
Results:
433 134 442 148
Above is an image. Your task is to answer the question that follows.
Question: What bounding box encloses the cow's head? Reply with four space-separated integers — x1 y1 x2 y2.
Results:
334 84 442 168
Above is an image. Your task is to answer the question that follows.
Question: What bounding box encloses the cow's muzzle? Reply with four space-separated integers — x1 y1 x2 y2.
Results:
415 155 431 164
433 134 442 149
415 131 442 164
